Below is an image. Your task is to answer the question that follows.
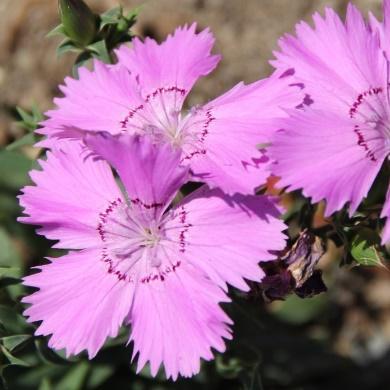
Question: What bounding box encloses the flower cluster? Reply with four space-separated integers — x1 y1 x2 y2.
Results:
19 24 297 379
18 0 390 381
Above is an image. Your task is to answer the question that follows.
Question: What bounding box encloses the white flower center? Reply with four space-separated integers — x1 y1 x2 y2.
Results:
120 87 215 158
96 198 166 281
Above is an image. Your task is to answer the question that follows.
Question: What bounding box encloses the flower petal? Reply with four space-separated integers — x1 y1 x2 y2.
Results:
128 262 232 380
85 133 188 216
272 5 387 107
183 73 302 194
165 186 287 291
369 0 390 57
40 60 143 138
271 110 387 215
23 249 134 358
270 4 389 215
41 25 220 143
19 140 123 249
116 23 220 107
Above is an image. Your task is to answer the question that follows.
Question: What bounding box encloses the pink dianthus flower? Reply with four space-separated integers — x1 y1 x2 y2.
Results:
270 1 390 243
40 24 301 194
19 134 286 379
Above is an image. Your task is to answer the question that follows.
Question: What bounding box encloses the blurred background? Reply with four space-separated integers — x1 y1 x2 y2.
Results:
1 0 390 389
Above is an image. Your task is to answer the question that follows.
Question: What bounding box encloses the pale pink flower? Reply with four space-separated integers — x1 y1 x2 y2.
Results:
20 134 286 379
40 24 301 194
270 3 390 242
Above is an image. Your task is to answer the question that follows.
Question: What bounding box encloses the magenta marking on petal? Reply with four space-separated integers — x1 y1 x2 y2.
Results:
178 206 192 253
181 149 207 161
181 108 215 162
101 249 133 282
201 109 215 140
348 88 383 163
144 86 186 102
120 104 145 129
97 198 123 242
96 197 136 282
119 86 186 132
96 197 180 284
279 68 295 78
130 198 163 209
140 260 181 284
353 124 378 162
349 87 383 119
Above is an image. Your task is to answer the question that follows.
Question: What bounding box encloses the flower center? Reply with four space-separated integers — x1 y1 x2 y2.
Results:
348 87 390 162
141 225 161 248
97 198 166 282
120 87 215 156
96 199 191 284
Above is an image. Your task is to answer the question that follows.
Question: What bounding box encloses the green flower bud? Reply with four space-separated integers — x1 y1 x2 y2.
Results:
58 0 97 46
117 18 128 33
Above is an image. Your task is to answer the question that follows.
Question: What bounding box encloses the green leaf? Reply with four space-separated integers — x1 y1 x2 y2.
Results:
351 238 386 268
46 24 66 38
0 277 21 289
99 6 122 29
35 339 71 366
0 346 30 367
86 364 114 388
0 324 6 338
0 267 20 278
14 105 43 133
38 378 52 390
15 107 34 126
349 228 386 268
56 362 89 390
0 229 21 268
15 120 35 132
6 133 36 151
87 40 111 63
13 364 65 388
0 305 27 334
0 150 32 191
57 39 80 57
31 104 44 122
0 335 31 352
0 193 20 217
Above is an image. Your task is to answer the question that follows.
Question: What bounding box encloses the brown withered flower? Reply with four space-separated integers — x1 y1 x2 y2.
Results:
253 229 327 302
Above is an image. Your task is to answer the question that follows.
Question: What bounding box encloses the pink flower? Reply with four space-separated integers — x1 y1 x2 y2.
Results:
19 134 286 379
40 24 301 194
269 2 390 242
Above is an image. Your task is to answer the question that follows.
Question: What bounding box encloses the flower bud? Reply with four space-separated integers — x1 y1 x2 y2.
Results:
58 0 97 46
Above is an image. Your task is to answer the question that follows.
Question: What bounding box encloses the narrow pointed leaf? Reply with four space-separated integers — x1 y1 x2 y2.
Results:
6 133 36 151
57 39 80 57
0 346 30 367
351 229 387 268
46 24 66 38
1 335 31 352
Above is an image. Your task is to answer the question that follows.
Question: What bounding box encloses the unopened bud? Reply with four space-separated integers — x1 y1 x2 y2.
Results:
58 0 97 46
